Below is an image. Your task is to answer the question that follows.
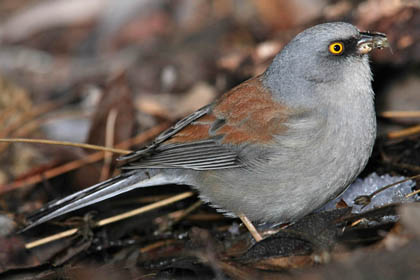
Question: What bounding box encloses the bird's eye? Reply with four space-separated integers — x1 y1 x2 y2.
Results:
328 42 344 55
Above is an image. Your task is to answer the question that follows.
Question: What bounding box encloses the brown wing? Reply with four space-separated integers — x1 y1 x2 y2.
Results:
118 76 288 170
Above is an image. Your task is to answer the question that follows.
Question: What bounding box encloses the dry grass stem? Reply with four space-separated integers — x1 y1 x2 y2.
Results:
0 138 131 154
0 123 169 194
238 213 263 242
139 240 178 254
96 191 194 227
25 191 194 249
406 189 420 198
25 228 79 249
381 111 420 118
387 125 420 139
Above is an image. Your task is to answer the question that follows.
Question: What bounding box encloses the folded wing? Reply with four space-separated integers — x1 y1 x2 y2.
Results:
119 76 288 170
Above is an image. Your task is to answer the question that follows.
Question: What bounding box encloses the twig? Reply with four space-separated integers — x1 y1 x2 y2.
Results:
139 240 177 254
170 200 203 225
0 148 113 194
0 123 169 194
381 111 420 118
156 200 203 233
406 189 420 198
24 228 78 249
351 219 364 227
25 191 194 249
0 138 130 155
387 125 420 139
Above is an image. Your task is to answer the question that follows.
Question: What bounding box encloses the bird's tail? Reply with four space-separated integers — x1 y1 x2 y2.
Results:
23 170 186 231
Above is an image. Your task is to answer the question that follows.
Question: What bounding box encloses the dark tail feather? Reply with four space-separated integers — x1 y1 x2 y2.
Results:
22 170 178 231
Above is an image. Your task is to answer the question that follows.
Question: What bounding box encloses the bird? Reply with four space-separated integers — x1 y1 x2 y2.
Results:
23 22 389 241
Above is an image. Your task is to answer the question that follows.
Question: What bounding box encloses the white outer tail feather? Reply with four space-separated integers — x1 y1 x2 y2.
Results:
24 172 188 230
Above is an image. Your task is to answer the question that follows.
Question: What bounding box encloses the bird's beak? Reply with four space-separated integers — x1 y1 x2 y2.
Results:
357 31 389 54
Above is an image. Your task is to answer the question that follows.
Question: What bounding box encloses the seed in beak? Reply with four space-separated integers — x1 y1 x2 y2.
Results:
357 31 389 55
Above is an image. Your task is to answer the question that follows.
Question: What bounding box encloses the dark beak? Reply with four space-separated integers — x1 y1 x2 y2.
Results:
357 31 389 54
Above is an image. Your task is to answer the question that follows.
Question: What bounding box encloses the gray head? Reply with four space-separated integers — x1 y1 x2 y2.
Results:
263 22 388 107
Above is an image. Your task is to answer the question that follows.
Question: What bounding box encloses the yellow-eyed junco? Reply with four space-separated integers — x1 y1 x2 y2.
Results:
24 22 389 240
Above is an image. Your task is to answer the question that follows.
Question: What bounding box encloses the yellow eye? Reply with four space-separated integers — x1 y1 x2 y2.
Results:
329 42 344 55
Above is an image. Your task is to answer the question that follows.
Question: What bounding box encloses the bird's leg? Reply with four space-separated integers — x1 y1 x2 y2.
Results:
238 213 263 242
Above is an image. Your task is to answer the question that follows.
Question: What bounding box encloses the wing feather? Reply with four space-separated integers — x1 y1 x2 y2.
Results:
118 76 287 171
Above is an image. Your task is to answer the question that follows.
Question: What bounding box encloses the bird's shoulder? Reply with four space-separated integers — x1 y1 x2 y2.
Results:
118 75 291 170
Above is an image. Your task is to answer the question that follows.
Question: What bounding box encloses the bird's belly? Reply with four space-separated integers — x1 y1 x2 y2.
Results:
194 114 376 223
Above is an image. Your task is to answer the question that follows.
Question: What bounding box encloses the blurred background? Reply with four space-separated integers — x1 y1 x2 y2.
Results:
0 0 419 186
0 0 419 278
